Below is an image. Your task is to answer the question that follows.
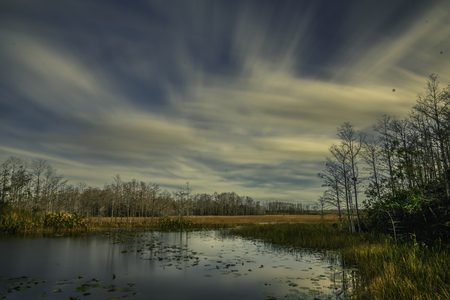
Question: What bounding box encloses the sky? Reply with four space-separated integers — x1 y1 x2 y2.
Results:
1 0 450 205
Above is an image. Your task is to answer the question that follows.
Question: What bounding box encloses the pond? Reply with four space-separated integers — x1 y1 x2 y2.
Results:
0 230 356 300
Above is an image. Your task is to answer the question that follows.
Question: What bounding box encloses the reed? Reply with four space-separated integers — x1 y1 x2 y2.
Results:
91 219 237 231
231 223 450 299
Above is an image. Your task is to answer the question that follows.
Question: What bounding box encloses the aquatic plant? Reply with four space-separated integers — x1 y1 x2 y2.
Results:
0 275 137 299
232 222 450 300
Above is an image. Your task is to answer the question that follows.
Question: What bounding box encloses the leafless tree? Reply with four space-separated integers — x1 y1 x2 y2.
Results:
329 143 355 232
318 159 344 230
30 158 49 208
361 138 383 200
337 122 364 232
413 74 450 196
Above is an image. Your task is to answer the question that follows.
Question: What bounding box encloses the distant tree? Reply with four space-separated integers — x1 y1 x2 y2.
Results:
316 195 329 223
0 160 11 204
30 158 49 208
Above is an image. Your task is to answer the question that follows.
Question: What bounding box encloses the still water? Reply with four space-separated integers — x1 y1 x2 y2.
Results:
0 230 354 300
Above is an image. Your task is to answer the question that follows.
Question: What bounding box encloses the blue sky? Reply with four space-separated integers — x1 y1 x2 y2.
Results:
1 0 450 205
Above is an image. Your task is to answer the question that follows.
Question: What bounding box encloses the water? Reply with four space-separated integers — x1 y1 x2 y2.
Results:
0 230 355 299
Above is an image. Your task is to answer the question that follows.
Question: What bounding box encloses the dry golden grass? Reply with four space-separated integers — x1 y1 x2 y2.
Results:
90 214 340 224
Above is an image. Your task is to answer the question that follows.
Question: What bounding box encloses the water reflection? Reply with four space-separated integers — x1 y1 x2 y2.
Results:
0 230 356 299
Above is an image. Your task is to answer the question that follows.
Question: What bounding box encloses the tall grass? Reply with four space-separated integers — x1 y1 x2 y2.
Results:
43 212 88 230
0 206 237 233
154 217 240 230
0 204 42 233
231 223 450 300
0 205 89 233
92 218 239 231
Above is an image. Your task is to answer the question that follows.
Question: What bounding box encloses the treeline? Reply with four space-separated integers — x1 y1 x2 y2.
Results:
0 158 314 221
318 74 450 241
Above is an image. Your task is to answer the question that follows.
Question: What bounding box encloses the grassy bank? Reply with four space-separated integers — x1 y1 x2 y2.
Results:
0 205 261 233
231 223 450 300
1 204 340 233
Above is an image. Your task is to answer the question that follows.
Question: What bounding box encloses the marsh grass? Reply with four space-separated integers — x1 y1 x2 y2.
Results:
92 214 339 224
0 206 238 233
0 205 89 233
0 205 42 233
231 223 450 300
92 220 238 231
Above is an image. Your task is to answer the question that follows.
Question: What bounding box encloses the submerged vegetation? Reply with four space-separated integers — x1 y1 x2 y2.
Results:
232 223 450 300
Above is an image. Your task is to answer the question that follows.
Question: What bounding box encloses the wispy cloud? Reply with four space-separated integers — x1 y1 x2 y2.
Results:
1 0 450 204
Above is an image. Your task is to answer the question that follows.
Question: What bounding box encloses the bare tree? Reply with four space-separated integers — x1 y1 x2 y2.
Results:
337 122 364 232
30 158 49 208
173 182 192 220
318 159 344 230
361 138 383 201
149 183 160 223
316 195 329 223
329 143 355 232
41 165 67 213
374 114 398 195
0 160 11 204
413 74 450 196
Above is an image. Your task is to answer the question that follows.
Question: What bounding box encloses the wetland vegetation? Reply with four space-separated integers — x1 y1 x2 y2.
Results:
232 223 450 299
2 75 450 299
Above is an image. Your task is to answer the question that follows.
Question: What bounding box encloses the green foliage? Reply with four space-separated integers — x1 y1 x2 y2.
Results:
157 217 193 229
232 222 360 250
366 189 450 242
43 212 88 230
0 204 41 233
0 204 89 233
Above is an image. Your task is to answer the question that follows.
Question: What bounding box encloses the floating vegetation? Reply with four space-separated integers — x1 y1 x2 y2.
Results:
75 283 91 292
263 291 275 295
1 229 358 300
0 275 137 299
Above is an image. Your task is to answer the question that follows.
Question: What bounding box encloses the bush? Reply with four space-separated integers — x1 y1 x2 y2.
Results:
157 217 193 229
0 204 41 233
43 212 88 229
366 189 450 243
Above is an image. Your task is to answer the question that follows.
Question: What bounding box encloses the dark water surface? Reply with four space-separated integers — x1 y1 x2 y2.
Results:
0 230 354 299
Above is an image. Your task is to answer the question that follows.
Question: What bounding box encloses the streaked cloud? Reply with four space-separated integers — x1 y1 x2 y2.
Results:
1 0 450 204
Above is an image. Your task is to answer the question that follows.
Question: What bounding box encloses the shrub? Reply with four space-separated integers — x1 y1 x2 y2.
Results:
0 204 41 233
366 189 450 243
157 217 193 229
43 212 88 230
